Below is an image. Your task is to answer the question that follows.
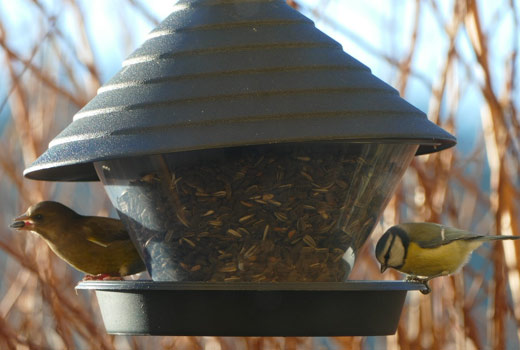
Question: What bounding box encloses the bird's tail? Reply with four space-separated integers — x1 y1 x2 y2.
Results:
474 235 520 241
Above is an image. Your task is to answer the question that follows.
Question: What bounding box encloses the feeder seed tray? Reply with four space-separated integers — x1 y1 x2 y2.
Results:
77 280 426 336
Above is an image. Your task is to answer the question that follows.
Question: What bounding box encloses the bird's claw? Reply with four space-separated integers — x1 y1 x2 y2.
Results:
83 274 124 281
420 281 431 295
405 276 432 294
405 275 423 283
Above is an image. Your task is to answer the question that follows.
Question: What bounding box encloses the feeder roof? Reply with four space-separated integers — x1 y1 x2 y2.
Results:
24 0 456 181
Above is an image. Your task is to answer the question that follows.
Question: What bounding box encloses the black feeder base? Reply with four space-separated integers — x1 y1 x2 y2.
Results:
76 281 425 336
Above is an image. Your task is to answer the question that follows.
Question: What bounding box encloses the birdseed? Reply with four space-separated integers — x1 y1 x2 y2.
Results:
111 143 408 282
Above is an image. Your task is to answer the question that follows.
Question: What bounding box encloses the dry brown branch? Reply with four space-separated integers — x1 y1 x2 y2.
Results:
396 0 421 95
425 0 464 126
0 0 518 348
65 0 102 90
0 25 85 108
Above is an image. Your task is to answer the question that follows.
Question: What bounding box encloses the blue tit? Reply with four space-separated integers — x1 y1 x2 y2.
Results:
375 222 520 294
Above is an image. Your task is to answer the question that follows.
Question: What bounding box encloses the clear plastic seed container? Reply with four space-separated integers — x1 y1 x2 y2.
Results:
95 142 418 281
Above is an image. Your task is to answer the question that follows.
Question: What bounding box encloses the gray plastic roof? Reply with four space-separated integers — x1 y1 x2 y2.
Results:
24 0 456 181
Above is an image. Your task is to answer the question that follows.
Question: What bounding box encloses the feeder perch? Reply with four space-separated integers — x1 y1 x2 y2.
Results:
25 0 455 336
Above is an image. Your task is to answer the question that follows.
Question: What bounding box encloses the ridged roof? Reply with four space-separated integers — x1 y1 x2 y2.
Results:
24 0 455 181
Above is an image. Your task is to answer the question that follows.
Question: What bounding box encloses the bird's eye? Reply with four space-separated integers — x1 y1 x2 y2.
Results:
33 214 44 221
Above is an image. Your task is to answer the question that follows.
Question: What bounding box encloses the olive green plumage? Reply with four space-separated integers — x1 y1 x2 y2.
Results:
376 222 520 294
10 201 145 277
389 222 516 248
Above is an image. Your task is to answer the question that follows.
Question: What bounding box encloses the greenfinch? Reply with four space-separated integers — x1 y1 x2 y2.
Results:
10 201 145 279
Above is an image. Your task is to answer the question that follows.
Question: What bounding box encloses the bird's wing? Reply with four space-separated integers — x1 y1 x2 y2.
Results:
81 216 130 248
399 223 480 248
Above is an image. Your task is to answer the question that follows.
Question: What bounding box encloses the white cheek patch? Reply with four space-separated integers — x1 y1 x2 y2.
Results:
387 238 405 268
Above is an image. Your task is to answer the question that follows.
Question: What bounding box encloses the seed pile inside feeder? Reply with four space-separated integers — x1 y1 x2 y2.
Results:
108 143 409 281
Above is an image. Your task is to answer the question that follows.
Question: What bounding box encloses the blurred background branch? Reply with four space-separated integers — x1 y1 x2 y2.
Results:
0 0 518 349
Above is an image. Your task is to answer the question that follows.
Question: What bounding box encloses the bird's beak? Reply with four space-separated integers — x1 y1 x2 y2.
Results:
10 213 32 230
380 264 387 273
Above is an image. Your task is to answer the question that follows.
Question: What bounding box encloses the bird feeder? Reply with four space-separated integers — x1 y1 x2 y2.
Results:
24 0 455 336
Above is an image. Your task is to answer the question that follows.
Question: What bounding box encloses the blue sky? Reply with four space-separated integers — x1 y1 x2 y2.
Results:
2 0 517 155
